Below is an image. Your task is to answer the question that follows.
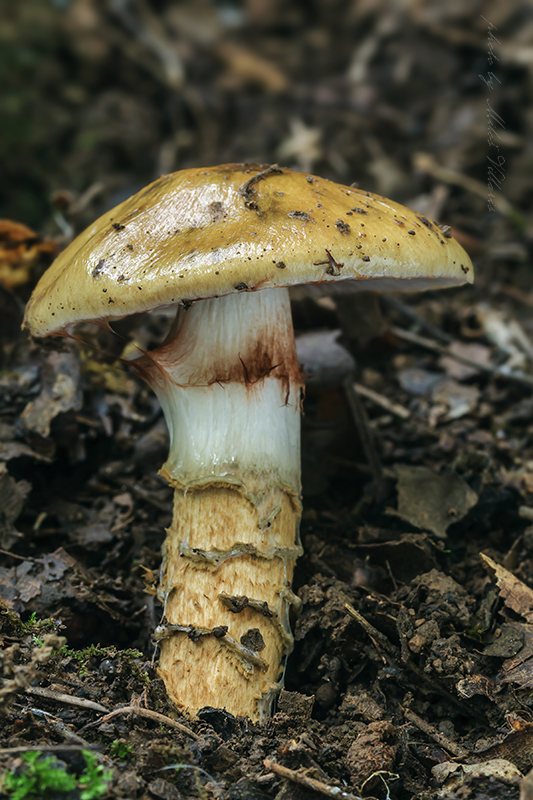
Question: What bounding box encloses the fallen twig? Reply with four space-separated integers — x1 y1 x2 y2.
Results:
26 686 109 714
26 705 97 749
264 759 363 800
382 295 452 344
404 708 469 758
0 547 37 562
343 603 397 659
391 324 533 389
78 704 198 740
0 745 100 756
343 378 383 481
354 382 410 420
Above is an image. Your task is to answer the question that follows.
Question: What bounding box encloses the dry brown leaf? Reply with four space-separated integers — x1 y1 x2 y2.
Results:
433 759 522 792
20 348 83 439
0 220 57 291
0 465 31 548
501 624 533 689
438 341 492 381
391 465 478 539
481 554 533 624
472 723 533 774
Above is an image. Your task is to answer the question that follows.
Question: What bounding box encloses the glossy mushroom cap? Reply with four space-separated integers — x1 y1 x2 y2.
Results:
23 163 473 337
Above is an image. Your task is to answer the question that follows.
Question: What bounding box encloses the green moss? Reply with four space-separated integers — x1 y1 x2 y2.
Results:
109 739 133 761
2 750 112 800
58 644 150 683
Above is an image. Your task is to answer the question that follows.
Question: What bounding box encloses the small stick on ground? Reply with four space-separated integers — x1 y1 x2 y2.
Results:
382 295 453 344
0 745 100 756
0 547 38 562
354 382 410 420
404 708 469 758
391 324 533 389
78 704 198 740
26 687 109 714
343 377 383 482
344 603 397 658
26 706 97 749
264 759 364 800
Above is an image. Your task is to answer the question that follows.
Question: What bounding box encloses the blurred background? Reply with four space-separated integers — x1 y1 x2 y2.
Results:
1 0 529 256
5 5 533 789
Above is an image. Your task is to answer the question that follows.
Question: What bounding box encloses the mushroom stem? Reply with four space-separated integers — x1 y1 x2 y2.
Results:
136 288 304 720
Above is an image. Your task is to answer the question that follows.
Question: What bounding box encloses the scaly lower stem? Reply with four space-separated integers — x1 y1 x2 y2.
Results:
136 288 303 720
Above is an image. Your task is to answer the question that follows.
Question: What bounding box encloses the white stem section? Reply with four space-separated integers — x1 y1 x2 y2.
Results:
139 288 303 524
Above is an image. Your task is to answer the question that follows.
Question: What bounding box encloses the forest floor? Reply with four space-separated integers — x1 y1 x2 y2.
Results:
2 2 533 799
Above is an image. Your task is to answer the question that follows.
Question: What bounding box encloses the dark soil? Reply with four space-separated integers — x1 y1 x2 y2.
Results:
2 2 533 799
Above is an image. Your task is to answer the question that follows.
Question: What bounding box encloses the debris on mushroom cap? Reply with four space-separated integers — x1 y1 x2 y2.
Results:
23 163 474 337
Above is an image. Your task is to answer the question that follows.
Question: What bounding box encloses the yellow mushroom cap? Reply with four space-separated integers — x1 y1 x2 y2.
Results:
23 163 473 337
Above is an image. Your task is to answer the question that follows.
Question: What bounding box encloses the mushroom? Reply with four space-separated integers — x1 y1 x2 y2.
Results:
23 163 473 721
